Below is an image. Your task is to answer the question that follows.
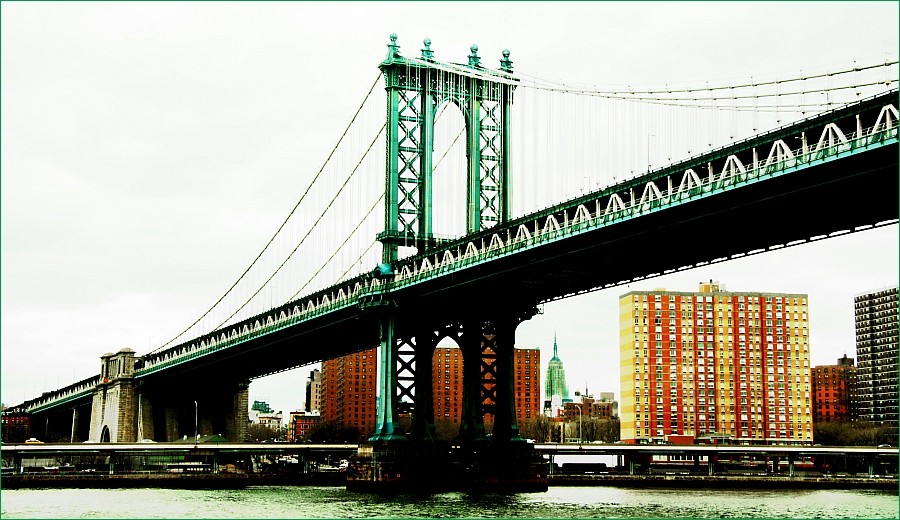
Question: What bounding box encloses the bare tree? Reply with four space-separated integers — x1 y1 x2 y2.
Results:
248 423 279 442
520 416 551 443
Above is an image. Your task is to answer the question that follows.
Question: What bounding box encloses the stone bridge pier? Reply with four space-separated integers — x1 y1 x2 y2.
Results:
87 349 250 443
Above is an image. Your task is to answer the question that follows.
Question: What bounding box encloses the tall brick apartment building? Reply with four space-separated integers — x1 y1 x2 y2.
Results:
811 355 857 423
322 345 540 436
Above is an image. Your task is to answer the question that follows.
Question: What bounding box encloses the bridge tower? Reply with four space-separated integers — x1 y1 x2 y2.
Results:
371 34 519 441
354 35 545 492
88 349 139 442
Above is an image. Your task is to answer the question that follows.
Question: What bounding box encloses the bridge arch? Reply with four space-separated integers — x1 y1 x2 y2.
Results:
100 425 110 443
431 98 468 239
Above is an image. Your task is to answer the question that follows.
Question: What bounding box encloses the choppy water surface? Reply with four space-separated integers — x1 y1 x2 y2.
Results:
1 486 897 518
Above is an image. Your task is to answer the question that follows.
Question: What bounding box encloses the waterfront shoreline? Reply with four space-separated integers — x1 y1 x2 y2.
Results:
3 472 897 491
548 474 899 490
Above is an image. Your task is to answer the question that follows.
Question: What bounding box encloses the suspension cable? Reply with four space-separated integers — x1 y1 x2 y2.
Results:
213 122 387 330
287 191 385 302
150 72 384 353
519 60 898 95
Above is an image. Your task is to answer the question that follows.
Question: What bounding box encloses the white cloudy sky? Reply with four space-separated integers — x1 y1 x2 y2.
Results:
2 2 897 419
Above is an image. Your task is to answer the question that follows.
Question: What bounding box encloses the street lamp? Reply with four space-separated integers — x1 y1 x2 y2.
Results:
194 400 199 443
574 404 583 444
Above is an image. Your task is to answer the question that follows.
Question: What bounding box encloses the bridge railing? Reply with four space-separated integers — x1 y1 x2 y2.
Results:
120 93 900 380
385 94 898 291
7 375 101 414
135 274 393 377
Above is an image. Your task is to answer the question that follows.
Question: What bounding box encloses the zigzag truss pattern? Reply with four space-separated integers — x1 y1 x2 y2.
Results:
19 98 898 414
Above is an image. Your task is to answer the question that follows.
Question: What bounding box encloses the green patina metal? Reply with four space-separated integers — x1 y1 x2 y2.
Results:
371 34 518 441
377 33 518 257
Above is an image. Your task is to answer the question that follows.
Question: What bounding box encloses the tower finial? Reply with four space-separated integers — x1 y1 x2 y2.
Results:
386 33 400 61
500 48 513 72
421 37 434 60
468 44 481 67
553 332 558 359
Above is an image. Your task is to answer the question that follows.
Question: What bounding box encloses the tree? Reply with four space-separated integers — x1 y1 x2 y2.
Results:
520 416 551 443
303 420 363 443
813 420 895 446
596 418 621 443
248 423 279 442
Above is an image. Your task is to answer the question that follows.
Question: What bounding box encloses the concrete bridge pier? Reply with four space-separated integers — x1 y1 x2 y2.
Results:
88 348 138 442
85 348 250 443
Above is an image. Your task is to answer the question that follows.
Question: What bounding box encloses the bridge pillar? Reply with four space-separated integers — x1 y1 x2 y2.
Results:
370 313 406 442
137 392 154 442
458 319 488 443
164 404 179 441
491 314 527 444
408 328 437 441
224 381 250 443
88 348 139 442
70 407 80 443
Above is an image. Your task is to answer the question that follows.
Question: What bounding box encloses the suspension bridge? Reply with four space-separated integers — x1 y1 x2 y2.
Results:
4 34 898 490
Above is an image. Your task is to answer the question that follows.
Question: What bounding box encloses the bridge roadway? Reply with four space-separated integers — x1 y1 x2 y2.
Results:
11 89 899 416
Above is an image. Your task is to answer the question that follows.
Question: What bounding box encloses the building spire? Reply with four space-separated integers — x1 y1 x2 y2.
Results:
553 332 558 359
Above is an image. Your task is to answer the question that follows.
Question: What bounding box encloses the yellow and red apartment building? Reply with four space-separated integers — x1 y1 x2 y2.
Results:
619 282 813 445
323 345 540 435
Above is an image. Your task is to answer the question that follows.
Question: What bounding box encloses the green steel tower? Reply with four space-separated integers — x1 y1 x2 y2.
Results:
369 34 520 442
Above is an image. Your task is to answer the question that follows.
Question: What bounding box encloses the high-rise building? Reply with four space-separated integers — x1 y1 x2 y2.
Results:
620 282 813 445
544 334 569 415
433 346 463 424
812 355 858 424
323 345 539 437
322 347 378 435
432 345 541 427
514 346 542 424
854 286 898 428
305 369 323 413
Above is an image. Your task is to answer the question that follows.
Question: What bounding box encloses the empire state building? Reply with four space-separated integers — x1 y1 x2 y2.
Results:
545 334 569 409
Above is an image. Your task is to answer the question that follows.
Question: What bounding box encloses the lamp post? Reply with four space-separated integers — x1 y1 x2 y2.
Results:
194 400 198 443
574 404 582 444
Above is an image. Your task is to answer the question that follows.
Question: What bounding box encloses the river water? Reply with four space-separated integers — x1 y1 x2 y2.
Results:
1 486 897 518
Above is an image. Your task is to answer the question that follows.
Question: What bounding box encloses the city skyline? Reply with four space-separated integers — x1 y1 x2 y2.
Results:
2 3 898 423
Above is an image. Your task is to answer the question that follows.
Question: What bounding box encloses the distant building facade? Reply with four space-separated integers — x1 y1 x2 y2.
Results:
855 286 898 427
305 369 323 413
288 410 321 442
563 393 617 423
620 282 813 445
514 346 542 424
322 347 377 435
432 345 541 427
433 346 463 424
544 334 569 417
812 355 858 423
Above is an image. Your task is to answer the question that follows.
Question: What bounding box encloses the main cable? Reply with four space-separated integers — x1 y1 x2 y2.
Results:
151 72 384 354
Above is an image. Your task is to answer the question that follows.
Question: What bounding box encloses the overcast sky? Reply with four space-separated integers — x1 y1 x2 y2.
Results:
2 2 897 421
